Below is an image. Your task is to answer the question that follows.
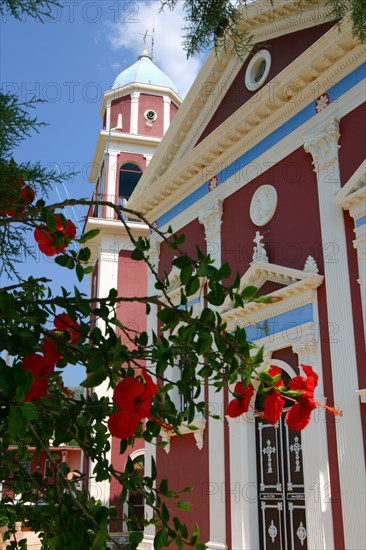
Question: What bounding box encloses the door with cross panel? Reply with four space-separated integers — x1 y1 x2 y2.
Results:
255 414 308 549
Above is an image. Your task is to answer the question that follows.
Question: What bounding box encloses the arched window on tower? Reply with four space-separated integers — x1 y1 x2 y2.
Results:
118 163 143 201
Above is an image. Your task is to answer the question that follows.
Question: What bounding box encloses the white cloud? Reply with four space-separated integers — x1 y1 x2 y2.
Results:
105 1 205 98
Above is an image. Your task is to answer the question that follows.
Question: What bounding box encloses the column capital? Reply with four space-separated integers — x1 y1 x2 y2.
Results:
292 334 316 362
148 238 161 270
198 200 223 240
304 118 340 173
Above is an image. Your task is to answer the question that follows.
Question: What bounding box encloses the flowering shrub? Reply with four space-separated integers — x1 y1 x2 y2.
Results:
34 213 76 256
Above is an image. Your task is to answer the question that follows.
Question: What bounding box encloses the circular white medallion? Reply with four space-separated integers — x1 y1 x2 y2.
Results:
250 184 278 226
245 50 272 91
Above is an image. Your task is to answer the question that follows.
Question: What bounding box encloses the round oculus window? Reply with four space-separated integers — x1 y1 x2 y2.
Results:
245 50 271 91
144 109 157 122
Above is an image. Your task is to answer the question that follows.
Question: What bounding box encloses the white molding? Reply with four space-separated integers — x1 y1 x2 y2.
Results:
163 96 171 135
304 118 366 549
130 91 140 135
333 160 366 337
161 419 206 454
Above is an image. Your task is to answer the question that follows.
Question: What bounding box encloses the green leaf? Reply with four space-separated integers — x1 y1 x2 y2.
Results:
129 532 144 549
205 286 225 306
158 308 178 325
159 478 169 496
91 524 108 550
176 501 192 511
218 262 231 280
172 255 191 269
78 247 91 262
76 264 84 282
186 276 200 297
8 406 27 439
241 285 258 300
20 403 38 420
80 228 100 243
80 367 107 388
55 255 69 267
195 542 206 550
131 248 145 261
161 502 170 522
154 530 167 550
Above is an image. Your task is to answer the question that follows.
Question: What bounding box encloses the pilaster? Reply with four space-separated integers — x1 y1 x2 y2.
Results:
199 200 223 267
130 91 140 134
304 118 365 549
163 96 171 135
292 335 334 550
140 236 161 549
199 201 227 550
106 151 118 219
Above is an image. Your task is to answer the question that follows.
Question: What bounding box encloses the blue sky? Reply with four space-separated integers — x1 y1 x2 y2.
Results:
1 1 202 385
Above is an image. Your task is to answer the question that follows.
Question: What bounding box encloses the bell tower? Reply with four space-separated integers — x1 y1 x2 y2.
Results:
83 50 181 538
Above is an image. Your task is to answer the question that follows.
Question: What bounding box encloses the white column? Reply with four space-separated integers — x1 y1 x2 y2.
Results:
130 91 140 134
139 238 160 549
351 211 366 339
163 96 171 135
89 246 119 506
106 151 118 218
106 100 111 131
227 413 259 550
304 118 366 549
292 335 334 550
199 201 227 550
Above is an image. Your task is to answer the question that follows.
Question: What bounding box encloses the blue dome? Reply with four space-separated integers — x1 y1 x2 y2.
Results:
112 50 178 93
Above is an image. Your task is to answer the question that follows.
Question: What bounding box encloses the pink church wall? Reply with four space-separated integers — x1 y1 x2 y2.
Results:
138 94 164 137
156 434 210 546
110 95 131 133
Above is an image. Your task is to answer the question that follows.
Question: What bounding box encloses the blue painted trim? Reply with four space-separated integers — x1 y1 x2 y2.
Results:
157 64 365 228
355 215 366 228
245 304 313 342
178 296 201 310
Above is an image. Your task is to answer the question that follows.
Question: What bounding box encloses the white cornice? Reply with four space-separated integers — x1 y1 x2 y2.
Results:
129 18 363 221
83 218 149 264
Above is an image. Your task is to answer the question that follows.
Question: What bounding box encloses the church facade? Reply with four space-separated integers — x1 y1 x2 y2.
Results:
85 1 365 548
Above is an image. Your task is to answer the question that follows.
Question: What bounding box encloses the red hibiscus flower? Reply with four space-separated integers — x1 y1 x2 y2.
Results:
5 181 35 217
285 365 318 431
34 214 76 256
23 352 56 402
108 371 158 439
226 382 254 418
41 335 63 363
264 389 285 425
54 313 80 345
261 365 285 425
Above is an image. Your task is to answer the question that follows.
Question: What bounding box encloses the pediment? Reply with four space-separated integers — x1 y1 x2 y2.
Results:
221 256 324 317
129 1 340 218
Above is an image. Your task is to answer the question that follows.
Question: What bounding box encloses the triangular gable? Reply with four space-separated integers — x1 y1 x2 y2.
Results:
220 256 324 319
